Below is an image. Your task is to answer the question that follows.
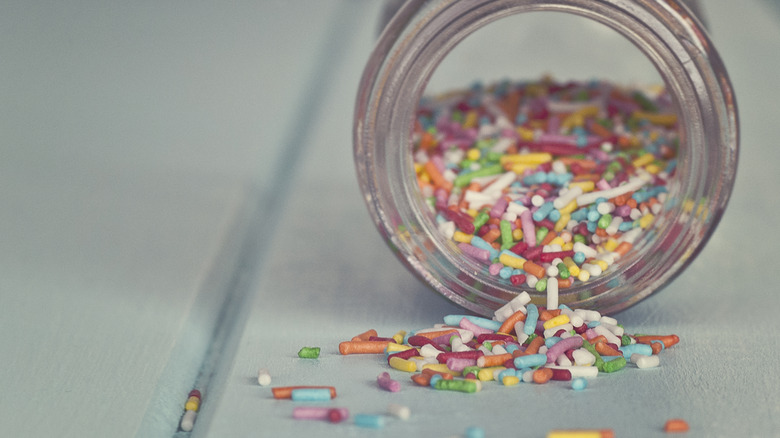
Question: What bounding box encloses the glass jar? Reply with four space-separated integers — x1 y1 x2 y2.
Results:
353 0 738 316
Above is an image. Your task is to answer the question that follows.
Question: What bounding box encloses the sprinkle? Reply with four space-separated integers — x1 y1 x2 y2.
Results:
377 372 401 392
353 414 385 429
546 429 615 438
271 386 337 400
571 377 588 391
387 403 411 420
180 410 197 432
290 388 333 402
664 418 690 433
257 368 271 386
297 346 320 359
413 78 677 292
292 407 349 423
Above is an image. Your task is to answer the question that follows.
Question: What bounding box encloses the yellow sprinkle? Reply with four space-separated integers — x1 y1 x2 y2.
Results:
419 173 431 184
499 253 526 270
502 376 520 386
385 343 414 353
453 231 473 243
392 330 406 344
512 228 523 240
389 356 417 373
466 148 481 161
564 257 580 277
577 270 591 282
517 126 535 141
549 236 566 247
633 110 678 127
510 163 536 174
639 213 655 229
558 199 578 215
561 242 574 251
631 153 655 168
500 152 553 166
554 213 570 232
568 181 595 192
542 314 571 330
602 238 619 252
477 367 505 381
644 163 661 174
422 363 460 376
414 163 424 174
594 259 609 272
463 110 479 129
547 430 609 438
466 209 478 218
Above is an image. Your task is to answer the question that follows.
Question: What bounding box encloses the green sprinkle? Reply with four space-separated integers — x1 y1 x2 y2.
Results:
453 164 504 188
500 220 514 249
621 334 632 346
597 213 613 229
601 356 627 373
557 262 570 279
434 379 478 393
298 346 320 359
535 277 547 292
536 227 549 243
473 210 490 232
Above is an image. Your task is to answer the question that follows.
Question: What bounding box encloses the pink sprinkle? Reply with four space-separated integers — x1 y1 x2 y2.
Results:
377 372 401 392
459 317 494 336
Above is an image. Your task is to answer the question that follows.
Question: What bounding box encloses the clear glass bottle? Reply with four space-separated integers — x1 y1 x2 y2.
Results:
354 0 738 316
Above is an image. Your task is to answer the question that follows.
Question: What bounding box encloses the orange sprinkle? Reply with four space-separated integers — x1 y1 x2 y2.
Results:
338 340 389 355
482 228 501 243
419 131 437 150
522 261 546 278
540 230 558 246
497 309 527 335
272 386 337 399
477 353 513 368
487 217 501 226
410 373 430 387
351 329 377 342
595 227 608 237
595 341 622 357
466 182 482 192
634 334 680 349
664 418 690 433
588 335 608 345
413 329 459 340
515 335 545 356
538 308 561 322
424 161 452 192
558 277 573 288
614 241 633 256
532 368 553 384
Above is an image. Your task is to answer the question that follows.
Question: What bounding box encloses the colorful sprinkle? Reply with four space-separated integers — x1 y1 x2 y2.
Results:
414 78 677 292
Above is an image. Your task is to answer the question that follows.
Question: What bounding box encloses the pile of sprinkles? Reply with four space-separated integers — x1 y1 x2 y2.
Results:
412 77 678 294
334 291 680 434
254 291 681 435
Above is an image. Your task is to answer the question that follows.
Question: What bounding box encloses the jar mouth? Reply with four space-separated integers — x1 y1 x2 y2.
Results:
355 0 738 316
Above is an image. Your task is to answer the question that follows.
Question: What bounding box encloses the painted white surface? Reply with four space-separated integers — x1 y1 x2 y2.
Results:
1 1 779 437
0 1 345 436
195 1 780 438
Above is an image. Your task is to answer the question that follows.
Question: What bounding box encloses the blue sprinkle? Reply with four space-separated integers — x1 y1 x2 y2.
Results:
571 377 588 391
354 414 385 429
